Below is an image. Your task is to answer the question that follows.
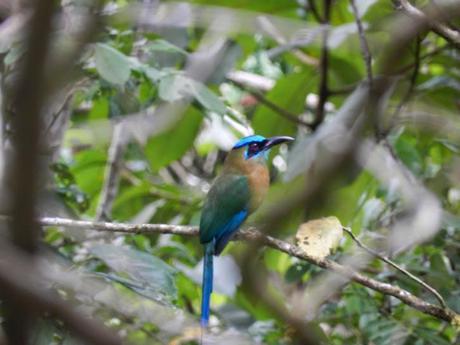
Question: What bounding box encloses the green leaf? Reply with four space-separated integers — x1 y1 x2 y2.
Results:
31 321 60 345
70 149 106 197
394 134 423 176
144 66 162 82
159 73 226 114
252 70 316 137
285 262 310 283
148 39 187 55
88 96 109 120
145 106 203 171
94 43 131 85
158 73 193 102
112 183 155 220
91 244 178 303
360 314 407 345
412 328 451 345
194 82 227 114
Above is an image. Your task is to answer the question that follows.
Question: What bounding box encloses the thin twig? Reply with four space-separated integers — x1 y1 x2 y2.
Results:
44 77 91 136
397 43 448 74
312 0 331 129
230 79 313 129
34 216 460 324
257 16 319 67
394 36 421 113
95 122 128 221
342 226 447 308
307 0 323 23
4 1 56 343
226 70 275 91
349 0 373 86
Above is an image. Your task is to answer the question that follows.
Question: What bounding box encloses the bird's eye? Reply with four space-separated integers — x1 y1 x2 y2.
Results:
247 142 260 156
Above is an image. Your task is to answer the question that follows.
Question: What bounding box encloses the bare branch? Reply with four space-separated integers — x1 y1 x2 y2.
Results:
312 0 331 129
257 16 319 67
0 243 122 345
3 1 56 343
35 216 460 324
226 70 275 91
379 2 460 76
386 36 421 135
39 216 198 236
349 0 373 85
95 122 128 221
307 0 322 23
342 226 447 308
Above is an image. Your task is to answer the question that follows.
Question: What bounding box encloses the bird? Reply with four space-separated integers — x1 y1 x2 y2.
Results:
199 134 294 327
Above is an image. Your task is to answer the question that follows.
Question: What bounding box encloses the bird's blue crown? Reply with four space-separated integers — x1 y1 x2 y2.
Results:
233 135 268 160
232 135 266 149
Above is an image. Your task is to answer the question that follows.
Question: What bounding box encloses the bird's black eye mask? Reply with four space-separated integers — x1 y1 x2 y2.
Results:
245 141 267 159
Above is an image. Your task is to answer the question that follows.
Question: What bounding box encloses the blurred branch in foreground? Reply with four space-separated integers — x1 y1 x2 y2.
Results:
0 242 122 345
397 0 460 48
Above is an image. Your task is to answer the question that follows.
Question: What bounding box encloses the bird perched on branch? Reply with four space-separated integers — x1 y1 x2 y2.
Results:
199 134 294 327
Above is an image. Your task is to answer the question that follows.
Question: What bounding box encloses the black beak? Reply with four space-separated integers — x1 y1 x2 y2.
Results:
263 136 294 150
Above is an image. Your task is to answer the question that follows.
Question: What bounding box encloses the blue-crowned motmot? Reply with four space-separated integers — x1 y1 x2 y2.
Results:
199 134 294 326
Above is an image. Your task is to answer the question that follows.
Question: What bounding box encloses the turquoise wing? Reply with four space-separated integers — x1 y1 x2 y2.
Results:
199 174 250 253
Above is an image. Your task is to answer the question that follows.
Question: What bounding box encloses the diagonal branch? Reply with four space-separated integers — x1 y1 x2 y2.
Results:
398 0 460 48
312 0 331 129
342 226 446 308
36 216 460 324
307 0 322 23
350 0 373 85
95 122 128 221
0 242 122 345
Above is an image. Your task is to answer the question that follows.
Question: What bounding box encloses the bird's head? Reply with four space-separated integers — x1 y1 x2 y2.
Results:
232 135 294 160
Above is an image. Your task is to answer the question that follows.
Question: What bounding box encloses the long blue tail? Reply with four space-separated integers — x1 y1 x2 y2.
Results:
201 243 214 327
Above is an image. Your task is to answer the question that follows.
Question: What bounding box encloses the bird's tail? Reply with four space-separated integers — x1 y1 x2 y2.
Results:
200 243 214 327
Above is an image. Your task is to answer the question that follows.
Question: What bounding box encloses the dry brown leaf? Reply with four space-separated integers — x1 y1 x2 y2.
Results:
295 216 343 258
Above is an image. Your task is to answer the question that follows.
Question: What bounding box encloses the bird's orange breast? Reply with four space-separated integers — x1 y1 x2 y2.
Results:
246 163 269 211
223 148 270 212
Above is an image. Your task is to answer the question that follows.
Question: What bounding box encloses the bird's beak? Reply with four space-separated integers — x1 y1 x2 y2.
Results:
263 136 294 150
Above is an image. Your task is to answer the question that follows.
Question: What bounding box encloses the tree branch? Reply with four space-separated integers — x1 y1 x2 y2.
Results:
95 122 128 221
312 0 331 130
36 216 460 324
386 36 421 136
350 0 373 85
0 242 122 345
226 70 275 91
398 0 460 48
306 0 322 23
257 16 319 67
342 226 447 308
3 1 56 343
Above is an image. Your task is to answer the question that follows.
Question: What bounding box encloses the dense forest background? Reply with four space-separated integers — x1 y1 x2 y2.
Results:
0 0 459 344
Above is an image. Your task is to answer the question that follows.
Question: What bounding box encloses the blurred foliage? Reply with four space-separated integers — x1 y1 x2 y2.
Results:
1 0 459 344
